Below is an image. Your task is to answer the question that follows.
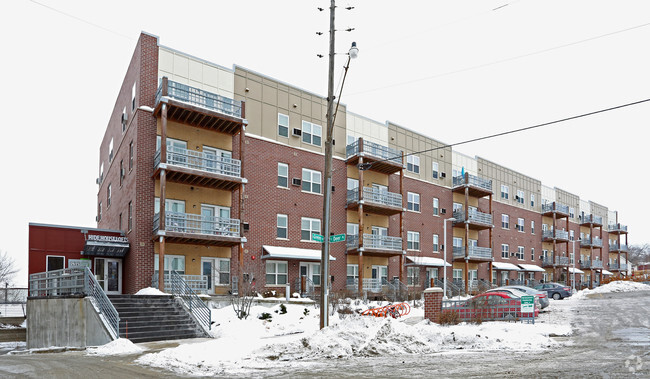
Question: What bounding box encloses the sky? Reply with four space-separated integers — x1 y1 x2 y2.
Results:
2 0 649 286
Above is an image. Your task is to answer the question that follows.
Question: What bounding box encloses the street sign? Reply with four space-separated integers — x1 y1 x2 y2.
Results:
329 234 346 243
520 295 535 313
312 233 324 242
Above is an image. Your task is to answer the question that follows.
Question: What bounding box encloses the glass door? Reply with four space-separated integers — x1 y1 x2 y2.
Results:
202 258 214 294
95 258 122 294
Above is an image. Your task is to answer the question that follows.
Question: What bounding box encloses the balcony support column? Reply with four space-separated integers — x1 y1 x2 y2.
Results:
158 103 168 292
399 154 405 283
358 157 364 249
358 252 364 295
159 235 166 291
238 120 246 278
464 259 469 294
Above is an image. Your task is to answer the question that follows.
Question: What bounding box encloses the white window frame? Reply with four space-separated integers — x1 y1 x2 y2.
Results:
502 214 509 229
501 244 509 259
301 168 322 194
407 266 420 286
453 269 463 281
122 107 127 133
277 214 288 239
299 262 321 286
517 246 525 260
501 185 509 200
407 231 420 251
531 220 535 234
347 264 359 283
407 155 420 174
433 198 440 216
407 192 420 212
131 82 137 111
154 254 185 275
278 113 289 138
301 120 322 146
266 260 288 285
432 162 439 179
531 247 535 261
517 217 524 232
301 217 321 242
517 190 525 204
433 234 439 252
530 194 535 208
278 163 289 188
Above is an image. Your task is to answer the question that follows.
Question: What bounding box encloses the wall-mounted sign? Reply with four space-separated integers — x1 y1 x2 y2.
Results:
87 234 129 243
83 235 130 257
69 259 92 270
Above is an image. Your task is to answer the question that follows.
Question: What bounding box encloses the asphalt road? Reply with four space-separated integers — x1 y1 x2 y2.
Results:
0 291 648 378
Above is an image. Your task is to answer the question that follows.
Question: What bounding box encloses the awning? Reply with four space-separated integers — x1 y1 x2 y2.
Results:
83 240 130 258
517 264 545 272
492 262 521 271
602 270 614 276
569 267 584 274
262 245 335 261
406 256 451 267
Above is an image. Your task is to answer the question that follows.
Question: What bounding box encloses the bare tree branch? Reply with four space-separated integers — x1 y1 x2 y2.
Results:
0 251 18 285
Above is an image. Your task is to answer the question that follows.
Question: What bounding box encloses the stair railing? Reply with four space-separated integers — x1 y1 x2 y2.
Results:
83 267 120 340
169 270 212 333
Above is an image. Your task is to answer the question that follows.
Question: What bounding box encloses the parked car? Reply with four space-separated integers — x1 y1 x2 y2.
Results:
534 283 572 300
446 291 539 321
491 285 549 309
486 287 542 310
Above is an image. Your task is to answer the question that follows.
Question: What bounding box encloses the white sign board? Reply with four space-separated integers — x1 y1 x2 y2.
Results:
520 295 535 313
69 259 92 270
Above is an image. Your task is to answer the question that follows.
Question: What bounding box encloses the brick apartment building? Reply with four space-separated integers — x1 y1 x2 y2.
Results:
89 32 631 296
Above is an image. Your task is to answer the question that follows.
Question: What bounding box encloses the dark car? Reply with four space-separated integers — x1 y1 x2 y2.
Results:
534 283 572 300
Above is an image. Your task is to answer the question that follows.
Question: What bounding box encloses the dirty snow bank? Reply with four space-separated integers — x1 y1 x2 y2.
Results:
86 338 145 356
134 287 170 296
571 281 650 300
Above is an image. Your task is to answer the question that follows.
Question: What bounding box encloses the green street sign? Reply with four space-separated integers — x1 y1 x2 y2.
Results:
520 295 535 313
329 234 346 243
312 233 324 242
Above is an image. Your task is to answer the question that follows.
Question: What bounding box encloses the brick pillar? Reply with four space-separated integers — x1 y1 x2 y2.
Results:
424 287 443 323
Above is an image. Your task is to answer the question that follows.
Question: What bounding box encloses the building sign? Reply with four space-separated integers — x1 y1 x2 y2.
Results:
68 259 92 270
520 295 535 314
83 234 130 257
87 235 129 244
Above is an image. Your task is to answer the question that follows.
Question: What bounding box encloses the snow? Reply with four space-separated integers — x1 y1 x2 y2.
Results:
570 280 650 301
86 338 145 356
134 287 170 296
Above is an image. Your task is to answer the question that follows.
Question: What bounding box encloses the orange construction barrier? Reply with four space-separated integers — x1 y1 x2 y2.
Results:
360 302 411 318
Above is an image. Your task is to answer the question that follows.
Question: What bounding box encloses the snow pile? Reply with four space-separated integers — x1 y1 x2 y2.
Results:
86 338 145 356
572 281 650 300
134 287 170 296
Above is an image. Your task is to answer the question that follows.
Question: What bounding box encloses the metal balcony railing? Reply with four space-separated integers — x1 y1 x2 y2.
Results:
346 187 402 208
156 79 242 118
452 174 492 192
452 246 492 260
453 209 492 226
154 146 242 178
542 229 569 241
151 272 209 294
556 256 569 266
346 234 402 252
609 243 629 252
581 238 603 247
581 214 603 225
580 260 603 269
542 202 569 215
608 223 628 233
153 211 240 237
610 263 628 271
346 139 402 165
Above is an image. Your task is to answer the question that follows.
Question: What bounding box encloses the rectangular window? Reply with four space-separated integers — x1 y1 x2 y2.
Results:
407 267 420 286
531 247 535 261
301 168 322 194
266 261 288 285
300 262 321 286
347 264 359 283
501 244 509 259
277 214 288 239
517 217 524 232
215 258 230 285
432 162 439 179
278 113 289 137
407 192 420 212
453 269 463 281
46 256 65 271
407 231 420 250
128 201 132 232
119 160 124 186
530 194 535 208
107 184 112 208
433 198 439 215
517 246 524 260
501 185 509 199
302 120 322 146
502 214 509 229
108 138 114 162
570 230 575 241
129 141 134 171
433 234 439 252
98 202 102 222
347 223 358 236
531 220 535 234
569 207 575 219
99 162 104 184
122 107 127 133
154 254 185 275
301 217 321 241
407 155 420 174
517 190 525 204
278 163 289 188
131 82 136 111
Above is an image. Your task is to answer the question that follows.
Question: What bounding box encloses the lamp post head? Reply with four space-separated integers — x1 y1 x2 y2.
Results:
349 42 359 59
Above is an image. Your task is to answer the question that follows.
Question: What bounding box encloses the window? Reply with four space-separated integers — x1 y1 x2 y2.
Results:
407 192 420 212
501 244 509 259
453 269 463 281
531 247 535 261
266 261 288 285
407 267 420 286
569 207 575 219
119 160 124 186
502 214 509 229
215 258 230 285
517 217 524 232
127 201 132 232
46 256 65 271
278 113 289 137
347 223 359 237
501 185 509 199
129 141 134 171
277 214 288 239
300 263 321 285
407 155 420 174
107 184 112 208
433 234 439 252
530 194 535 208
433 198 440 216
517 190 524 204
108 138 114 162
531 220 535 234
99 162 104 184
407 231 420 250
98 201 102 222
517 246 524 260
121 107 127 133
302 120 322 146
301 168 321 194
301 217 321 241
570 230 575 241
131 82 136 111
278 163 289 188
154 254 185 275
347 265 359 283
432 162 439 179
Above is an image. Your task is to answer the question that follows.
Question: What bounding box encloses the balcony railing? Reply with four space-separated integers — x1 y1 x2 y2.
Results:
610 263 628 271
580 238 603 248
156 79 242 118
452 174 492 192
609 243 629 252
346 234 402 252
542 202 569 215
151 272 209 294
542 256 569 267
154 146 242 178
580 260 603 269
453 209 493 226
346 187 402 208
542 229 569 241
452 246 492 260
581 214 603 225
153 211 240 237
346 139 402 165
608 223 628 233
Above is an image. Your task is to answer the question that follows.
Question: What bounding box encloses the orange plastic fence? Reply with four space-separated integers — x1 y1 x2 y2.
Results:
360 302 411 318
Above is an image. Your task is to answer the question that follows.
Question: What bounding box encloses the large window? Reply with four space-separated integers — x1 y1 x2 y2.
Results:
407 192 420 212
501 244 509 259
517 218 524 232
432 162 439 179
502 214 510 229
278 163 289 188
453 269 463 281
302 168 322 194
433 234 439 252
347 264 359 284
266 261 288 285
301 217 321 241
517 246 525 260
277 214 288 239
407 231 420 251
501 185 509 200
300 263 321 286
433 198 440 215
278 113 289 137
215 258 230 285
302 120 322 146
154 254 185 275
46 256 65 271
407 155 420 174
516 190 525 204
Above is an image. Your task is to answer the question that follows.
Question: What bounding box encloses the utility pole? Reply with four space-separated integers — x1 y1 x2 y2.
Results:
320 0 336 330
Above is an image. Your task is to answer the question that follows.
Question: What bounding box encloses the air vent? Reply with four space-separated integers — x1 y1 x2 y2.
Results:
243 222 250 232
441 208 447 214
292 178 301 186
440 172 446 178
292 128 302 137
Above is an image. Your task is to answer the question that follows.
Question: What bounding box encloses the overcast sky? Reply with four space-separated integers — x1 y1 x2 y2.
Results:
2 0 649 286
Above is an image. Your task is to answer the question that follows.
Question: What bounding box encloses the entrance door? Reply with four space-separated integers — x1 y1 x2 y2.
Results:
94 258 122 294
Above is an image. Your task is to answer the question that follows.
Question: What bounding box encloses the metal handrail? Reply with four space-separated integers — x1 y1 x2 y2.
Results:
581 214 603 225
154 146 242 178
608 223 628 233
151 272 209 293
452 246 492 259
542 229 569 241
452 174 492 192
609 243 629 252
84 267 120 339
345 139 403 165
453 209 492 225
542 202 569 215
156 80 242 118
153 211 240 237
580 238 603 247
362 234 402 251
169 270 212 332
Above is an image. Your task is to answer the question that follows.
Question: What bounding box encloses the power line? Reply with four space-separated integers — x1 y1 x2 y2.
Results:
359 97 650 170
349 20 650 96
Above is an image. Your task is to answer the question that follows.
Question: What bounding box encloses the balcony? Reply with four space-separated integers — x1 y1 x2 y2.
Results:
153 146 245 190
580 260 603 269
609 243 629 252
452 173 493 197
580 238 603 248
154 78 245 135
610 263 628 271
542 256 570 267
608 223 628 234
346 187 403 216
452 208 493 230
542 229 570 242
153 211 241 246
346 234 403 255
346 139 404 174
452 246 493 261
580 214 603 226
152 273 209 294
541 202 570 217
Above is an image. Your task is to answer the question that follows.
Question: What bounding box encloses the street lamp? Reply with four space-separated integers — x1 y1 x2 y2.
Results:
443 217 456 299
